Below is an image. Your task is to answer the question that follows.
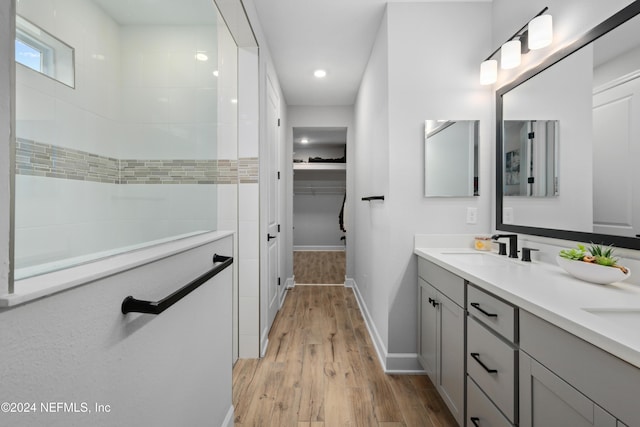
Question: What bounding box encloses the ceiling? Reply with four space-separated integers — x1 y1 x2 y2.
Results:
250 0 489 106
93 0 217 25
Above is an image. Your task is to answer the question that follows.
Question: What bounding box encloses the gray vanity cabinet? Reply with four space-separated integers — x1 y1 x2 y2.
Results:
520 311 640 427
519 352 616 427
418 259 465 426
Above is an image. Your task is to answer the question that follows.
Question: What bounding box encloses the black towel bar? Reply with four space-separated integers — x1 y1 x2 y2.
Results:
121 254 233 315
361 195 385 201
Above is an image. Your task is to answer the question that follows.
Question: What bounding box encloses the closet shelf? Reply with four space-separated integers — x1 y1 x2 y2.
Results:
293 163 346 171
294 185 346 195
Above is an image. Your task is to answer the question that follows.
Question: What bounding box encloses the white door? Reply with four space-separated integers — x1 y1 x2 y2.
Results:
265 73 280 331
593 75 640 237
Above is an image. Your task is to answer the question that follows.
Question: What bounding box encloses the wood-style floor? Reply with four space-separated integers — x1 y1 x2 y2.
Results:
293 251 346 284
233 285 457 427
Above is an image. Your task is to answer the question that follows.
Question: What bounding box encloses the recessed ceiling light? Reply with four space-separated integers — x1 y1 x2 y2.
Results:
213 70 219 77
314 69 327 78
196 52 208 61
300 138 309 144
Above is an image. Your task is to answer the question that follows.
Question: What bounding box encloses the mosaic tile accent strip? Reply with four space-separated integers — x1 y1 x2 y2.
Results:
119 159 225 184
238 157 259 183
16 139 240 185
16 138 119 184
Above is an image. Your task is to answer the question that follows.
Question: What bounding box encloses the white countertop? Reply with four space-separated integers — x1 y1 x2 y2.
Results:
414 246 640 369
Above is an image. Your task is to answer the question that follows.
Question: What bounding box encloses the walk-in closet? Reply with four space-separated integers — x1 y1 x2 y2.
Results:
293 127 347 284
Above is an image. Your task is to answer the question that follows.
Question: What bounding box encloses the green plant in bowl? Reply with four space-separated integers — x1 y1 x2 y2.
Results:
559 243 628 274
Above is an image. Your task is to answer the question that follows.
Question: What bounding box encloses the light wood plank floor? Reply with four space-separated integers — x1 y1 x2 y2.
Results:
294 251 346 284
233 285 457 427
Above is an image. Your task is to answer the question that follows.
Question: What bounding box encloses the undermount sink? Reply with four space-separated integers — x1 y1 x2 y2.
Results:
582 308 640 324
439 251 521 268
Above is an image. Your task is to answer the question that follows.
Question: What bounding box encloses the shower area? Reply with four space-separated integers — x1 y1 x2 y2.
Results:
14 0 237 279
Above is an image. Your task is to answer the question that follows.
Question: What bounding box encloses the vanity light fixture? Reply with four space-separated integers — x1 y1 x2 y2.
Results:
300 138 309 144
480 7 552 85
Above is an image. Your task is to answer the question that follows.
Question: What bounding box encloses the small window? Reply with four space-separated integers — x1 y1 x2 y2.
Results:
15 15 75 88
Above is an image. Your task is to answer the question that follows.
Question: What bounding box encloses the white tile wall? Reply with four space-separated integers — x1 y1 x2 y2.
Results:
15 2 229 273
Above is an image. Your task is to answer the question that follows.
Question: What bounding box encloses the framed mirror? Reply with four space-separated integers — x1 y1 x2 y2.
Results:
496 2 640 249
424 120 479 197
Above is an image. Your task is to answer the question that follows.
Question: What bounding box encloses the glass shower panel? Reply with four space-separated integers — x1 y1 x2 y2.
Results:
14 0 237 279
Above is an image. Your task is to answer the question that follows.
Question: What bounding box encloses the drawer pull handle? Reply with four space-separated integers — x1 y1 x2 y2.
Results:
471 352 498 374
470 417 481 427
470 302 498 318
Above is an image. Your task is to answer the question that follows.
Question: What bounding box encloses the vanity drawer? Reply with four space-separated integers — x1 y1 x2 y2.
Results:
467 284 516 342
418 258 464 307
467 316 517 423
467 377 514 427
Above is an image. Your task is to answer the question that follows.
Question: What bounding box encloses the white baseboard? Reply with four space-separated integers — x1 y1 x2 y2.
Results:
260 332 269 358
285 277 295 289
293 245 345 251
221 405 234 427
350 280 425 374
344 277 355 288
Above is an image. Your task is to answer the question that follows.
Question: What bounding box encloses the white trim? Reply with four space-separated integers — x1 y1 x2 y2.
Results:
285 276 295 289
293 245 345 251
295 283 344 286
260 333 269 358
593 69 640 95
0 230 234 307
344 277 355 288
221 405 235 427
350 280 424 374
385 353 425 373
350 281 388 371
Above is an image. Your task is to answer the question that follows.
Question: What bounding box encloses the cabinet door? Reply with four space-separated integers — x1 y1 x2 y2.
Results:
419 279 438 378
520 352 616 427
438 294 465 426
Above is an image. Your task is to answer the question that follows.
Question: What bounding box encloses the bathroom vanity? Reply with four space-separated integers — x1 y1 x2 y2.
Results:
415 244 640 427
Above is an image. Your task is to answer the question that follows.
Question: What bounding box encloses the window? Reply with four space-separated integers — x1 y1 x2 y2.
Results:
15 15 75 88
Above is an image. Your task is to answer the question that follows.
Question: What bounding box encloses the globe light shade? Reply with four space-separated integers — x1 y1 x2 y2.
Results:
501 40 521 69
480 59 498 85
528 14 553 50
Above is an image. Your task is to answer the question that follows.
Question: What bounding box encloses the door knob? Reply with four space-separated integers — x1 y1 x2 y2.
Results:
267 234 277 241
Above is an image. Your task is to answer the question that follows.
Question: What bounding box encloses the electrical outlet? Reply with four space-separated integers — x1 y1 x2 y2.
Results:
504 207 514 224
466 207 478 224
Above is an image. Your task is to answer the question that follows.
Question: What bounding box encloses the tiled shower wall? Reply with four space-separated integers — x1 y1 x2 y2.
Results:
14 0 246 270
15 138 257 185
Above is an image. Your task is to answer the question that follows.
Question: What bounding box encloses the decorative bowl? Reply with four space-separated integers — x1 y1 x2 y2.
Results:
556 255 631 285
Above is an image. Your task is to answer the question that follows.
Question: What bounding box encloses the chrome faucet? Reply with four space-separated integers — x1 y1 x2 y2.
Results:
491 234 518 258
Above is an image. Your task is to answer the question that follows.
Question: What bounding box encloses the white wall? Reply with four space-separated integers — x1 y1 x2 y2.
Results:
0 235 234 427
236 46 260 358
354 2 493 370
354 11 391 358
242 0 288 357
